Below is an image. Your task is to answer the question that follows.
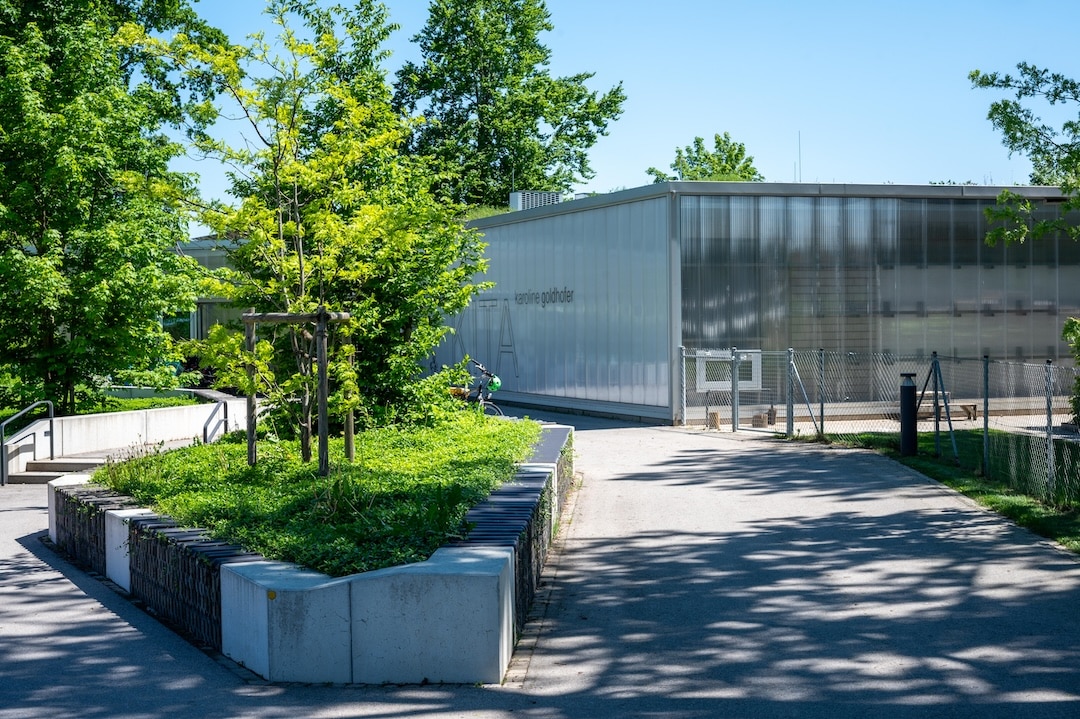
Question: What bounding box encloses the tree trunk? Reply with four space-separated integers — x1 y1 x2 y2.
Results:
300 385 313 463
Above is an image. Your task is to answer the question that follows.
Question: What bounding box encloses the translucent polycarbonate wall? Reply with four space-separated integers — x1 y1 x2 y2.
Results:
680 193 1080 362
438 195 672 417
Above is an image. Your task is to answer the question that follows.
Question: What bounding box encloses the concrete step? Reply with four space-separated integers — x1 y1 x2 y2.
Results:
6 456 107 484
6 471 64 484
26 458 105 473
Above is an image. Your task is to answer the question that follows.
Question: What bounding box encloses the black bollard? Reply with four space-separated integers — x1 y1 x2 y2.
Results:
900 372 917 456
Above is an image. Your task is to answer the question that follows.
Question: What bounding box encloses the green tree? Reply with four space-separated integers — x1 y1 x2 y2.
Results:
136 0 489 459
0 0 216 413
393 0 626 207
647 132 765 183
971 63 1080 422
970 63 1080 244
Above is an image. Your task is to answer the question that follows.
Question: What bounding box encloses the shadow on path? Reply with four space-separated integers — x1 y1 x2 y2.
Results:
3 427 1080 718
519 431 1080 717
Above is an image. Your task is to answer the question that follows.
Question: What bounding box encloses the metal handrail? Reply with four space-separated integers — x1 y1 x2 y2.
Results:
1 401 55 486
202 400 229 443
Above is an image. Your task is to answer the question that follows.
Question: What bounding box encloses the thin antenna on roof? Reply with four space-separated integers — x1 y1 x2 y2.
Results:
798 131 802 183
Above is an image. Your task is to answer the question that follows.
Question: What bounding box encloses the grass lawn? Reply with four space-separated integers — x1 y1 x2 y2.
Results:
847 430 1080 554
94 411 542 577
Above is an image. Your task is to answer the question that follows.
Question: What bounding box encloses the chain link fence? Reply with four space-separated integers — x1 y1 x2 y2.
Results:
679 348 1080 506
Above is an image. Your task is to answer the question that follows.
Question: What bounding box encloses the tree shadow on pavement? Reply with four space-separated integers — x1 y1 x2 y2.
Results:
6 433 1080 719
518 435 1080 718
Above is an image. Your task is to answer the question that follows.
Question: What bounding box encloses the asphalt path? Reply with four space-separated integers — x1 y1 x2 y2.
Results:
2 412 1080 718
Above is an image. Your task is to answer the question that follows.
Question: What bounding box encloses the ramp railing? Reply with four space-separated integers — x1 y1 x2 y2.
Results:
1 401 54 486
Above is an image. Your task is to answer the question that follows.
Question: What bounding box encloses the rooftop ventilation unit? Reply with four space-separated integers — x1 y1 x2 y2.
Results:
510 191 563 211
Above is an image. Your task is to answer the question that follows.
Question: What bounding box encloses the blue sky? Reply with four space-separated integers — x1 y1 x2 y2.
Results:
187 0 1080 197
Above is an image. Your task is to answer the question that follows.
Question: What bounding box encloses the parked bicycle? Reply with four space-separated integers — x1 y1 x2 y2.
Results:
450 359 503 415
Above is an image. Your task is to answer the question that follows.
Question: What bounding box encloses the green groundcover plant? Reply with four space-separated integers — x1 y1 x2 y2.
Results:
95 412 541 577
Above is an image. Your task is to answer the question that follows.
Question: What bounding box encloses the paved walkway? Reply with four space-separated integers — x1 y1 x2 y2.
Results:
3 413 1080 718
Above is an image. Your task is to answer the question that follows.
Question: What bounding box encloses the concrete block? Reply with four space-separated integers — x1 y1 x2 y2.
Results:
46 475 92 544
351 547 514 684
220 561 352 683
104 508 156 592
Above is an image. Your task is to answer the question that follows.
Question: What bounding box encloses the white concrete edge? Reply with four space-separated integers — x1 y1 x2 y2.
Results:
220 546 517 684
46 475 93 544
104 508 158 593
221 560 353 683
45 430 569 685
351 546 516 684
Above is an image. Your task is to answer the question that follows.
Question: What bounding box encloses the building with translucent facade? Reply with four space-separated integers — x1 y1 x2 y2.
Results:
436 182 1080 422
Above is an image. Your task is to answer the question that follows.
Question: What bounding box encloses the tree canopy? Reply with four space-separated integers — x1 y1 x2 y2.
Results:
970 63 1080 245
135 0 490 456
0 0 216 413
393 0 626 207
647 132 765 183
972 62 1080 415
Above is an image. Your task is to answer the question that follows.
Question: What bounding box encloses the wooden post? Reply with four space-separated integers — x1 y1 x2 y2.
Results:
245 307 256 467
316 306 329 477
345 409 355 463
242 308 349 474
345 351 355 462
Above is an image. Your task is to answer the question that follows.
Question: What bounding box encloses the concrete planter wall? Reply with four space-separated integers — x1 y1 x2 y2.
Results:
5 391 244 479
48 423 573 685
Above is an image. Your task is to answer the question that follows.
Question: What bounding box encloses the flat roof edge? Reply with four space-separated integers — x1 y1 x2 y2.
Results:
468 182 1067 229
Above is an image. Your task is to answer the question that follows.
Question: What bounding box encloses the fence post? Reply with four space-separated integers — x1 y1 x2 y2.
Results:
787 348 795 438
1046 359 1056 501
982 356 990 477
900 373 918 456
731 347 740 432
678 346 687 426
932 352 941 457
818 348 825 439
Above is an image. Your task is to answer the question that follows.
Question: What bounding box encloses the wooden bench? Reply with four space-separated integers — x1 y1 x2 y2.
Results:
919 401 978 421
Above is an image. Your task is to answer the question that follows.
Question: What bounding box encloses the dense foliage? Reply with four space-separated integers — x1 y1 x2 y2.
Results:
132 0 491 457
971 63 1080 424
0 0 220 413
96 412 542 577
647 132 765 183
393 0 625 206
1 1 623 438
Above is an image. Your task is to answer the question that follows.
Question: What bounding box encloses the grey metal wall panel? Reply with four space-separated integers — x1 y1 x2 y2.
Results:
438 197 671 414
436 183 1078 424
679 192 1080 363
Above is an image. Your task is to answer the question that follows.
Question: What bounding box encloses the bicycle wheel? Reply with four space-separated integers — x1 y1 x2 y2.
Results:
482 401 503 416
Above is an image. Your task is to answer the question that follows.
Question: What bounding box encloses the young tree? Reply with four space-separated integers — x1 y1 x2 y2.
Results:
970 63 1080 244
972 63 1080 421
136 0 489 459
0 0 216 413
393 0 626 207
647 132 765 183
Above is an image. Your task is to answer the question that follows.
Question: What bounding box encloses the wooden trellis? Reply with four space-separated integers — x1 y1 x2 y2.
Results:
242 306 350 476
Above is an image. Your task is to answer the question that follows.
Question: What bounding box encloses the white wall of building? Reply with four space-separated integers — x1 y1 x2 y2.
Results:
438 192 676 420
